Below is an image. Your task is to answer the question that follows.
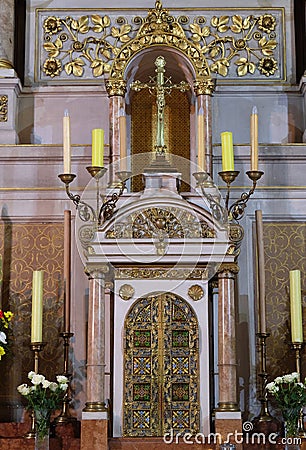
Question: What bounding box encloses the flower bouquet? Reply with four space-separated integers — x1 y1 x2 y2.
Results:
266 372 306 437
0 309 13 360
17 372 68 446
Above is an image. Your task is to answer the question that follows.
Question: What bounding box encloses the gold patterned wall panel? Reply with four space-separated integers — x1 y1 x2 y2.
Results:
131 89 190 192
258 222 306 379
0 222 64 421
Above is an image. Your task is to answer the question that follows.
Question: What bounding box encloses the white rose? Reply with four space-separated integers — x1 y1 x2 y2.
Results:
56 375 68 384
266 382 275 392
31 374 45 385
28 371 36 380
59 383 68 391
42 380 52 389
49 382 58 392
0 331 7 344
17 384 31 395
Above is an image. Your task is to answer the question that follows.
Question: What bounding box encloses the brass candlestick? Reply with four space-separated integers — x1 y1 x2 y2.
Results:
291 342 306 437
53 332 76 424
24 342 46 439
256 332 272 422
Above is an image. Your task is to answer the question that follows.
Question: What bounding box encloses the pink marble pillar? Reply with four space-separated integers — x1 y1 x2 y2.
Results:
105 79 127 185
83 266 109 412
217 265 239 411
194 78 215 177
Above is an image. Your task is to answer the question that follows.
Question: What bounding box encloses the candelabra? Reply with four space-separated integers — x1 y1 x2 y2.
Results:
193 169 264 223
24 342 46 439
53 332 76 424
58 167 132 226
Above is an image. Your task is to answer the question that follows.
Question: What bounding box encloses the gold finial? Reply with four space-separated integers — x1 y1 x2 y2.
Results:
155 1 162 10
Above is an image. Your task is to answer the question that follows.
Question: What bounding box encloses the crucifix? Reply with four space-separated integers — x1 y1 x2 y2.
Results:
131 55 190 155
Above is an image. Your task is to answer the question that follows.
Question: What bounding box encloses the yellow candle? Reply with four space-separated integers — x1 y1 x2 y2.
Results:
92 129 104 167
31 270 44 343
221 131 234 171
250 106 258 171
197 107 205 171
289 270 303 343
63 110 71 174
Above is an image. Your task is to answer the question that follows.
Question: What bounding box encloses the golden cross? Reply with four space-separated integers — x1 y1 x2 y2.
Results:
131 56 190 155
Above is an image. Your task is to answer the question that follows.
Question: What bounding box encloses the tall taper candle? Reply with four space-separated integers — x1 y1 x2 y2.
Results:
63 110 71 174
119 111 127 171
255 210 266 334
251 106 258 171
289 270 303 343
31 270 44 343
64 210 71 333
197 107 205 171
221 131 234 171
92 129 104 167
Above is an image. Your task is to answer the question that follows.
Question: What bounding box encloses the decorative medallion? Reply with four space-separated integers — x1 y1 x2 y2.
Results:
119 284 135 300
188 284 204 301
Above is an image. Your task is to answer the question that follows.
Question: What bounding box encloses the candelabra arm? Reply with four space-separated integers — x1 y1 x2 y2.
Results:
193 172 228 224
98 171 131 225
228 170 264 222
59 173 97 223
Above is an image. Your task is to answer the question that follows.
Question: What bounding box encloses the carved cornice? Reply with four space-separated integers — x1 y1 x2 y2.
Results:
85 264 109 279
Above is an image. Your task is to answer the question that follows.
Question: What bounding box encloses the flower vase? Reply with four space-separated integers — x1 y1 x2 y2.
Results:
34 409 52 450
283 409 301 450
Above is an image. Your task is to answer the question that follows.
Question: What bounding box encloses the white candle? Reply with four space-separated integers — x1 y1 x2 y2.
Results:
31 270 44 343
251 106 258 171
63 110 71 174
119 112 127 170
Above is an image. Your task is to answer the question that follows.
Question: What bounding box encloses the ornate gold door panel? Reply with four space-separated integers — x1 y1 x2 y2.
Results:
123 293 200 436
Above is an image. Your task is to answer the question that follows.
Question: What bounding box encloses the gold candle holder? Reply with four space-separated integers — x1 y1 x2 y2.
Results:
86 166 107 179
53 332 77 424
255 332 272 422
24 342 46 439
291 342 306 437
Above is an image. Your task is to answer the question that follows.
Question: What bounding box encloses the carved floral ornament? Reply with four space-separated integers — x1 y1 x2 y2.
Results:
39 1 283 83
105 206 216 239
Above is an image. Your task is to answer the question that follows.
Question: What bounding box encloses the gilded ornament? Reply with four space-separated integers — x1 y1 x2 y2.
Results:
188 284 204 301
0 96 8 122
0 59 14 70
105 78 127 97
115 267 208 280
258 57 278 76
119 284 135 300
44 16 62 34
193 78 215 96
43 58 62 78
40 3 281 82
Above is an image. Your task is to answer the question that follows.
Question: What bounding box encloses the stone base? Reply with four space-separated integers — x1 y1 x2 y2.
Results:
81 418 108 450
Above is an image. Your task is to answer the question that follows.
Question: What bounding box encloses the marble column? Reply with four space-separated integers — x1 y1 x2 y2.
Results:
105 79 127 185
81 266 109 450
0 0 15 69
194 77 215 177
217 263 240 411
